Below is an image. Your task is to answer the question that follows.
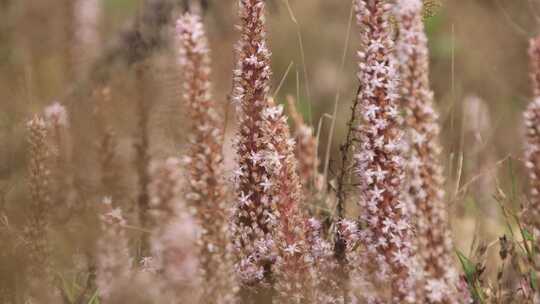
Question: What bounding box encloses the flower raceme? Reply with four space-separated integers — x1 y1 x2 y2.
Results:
230 0 277 295
176 12 237 303
395 0 459 302
353 0 416 302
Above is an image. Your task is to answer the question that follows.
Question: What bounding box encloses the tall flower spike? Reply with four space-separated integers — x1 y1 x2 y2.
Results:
43 101 78 216
230 1 314 302
353 0 416 302
230 0 277 300
149 157 202 302
25 116 53 281
176 13 237 303
525 37 540 246
263 98 314 304
395 0 459 302
287 96 323 205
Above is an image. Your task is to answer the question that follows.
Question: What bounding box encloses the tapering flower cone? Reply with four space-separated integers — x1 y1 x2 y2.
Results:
230 1 313 302
353 0 416 302
262 98 314 304
230 0 277 295
176 13 237 303
395 0 458 302
287 96 322 204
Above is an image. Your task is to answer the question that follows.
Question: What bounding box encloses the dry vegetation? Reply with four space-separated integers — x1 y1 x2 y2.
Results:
3 0 540 303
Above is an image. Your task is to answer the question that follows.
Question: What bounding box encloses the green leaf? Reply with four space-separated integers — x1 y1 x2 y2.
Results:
523 228 534 242
456 250 484 303
531 270 538 291
59 274 75 303
87 290 100 304
456 250 476 282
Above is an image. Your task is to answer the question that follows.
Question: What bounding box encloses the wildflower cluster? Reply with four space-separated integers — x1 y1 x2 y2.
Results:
16 1 521 303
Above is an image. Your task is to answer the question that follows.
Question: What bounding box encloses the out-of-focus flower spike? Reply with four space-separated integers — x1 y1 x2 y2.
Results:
25 115 53 281
176 13 237 303
286 96 323 204
525 37 540 249
148 157 202 302
95 197 132 302
73 0 101 77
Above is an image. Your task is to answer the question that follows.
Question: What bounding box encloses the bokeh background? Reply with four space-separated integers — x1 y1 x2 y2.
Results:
1 0 539 290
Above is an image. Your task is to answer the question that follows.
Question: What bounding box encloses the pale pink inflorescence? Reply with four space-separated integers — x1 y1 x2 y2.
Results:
25 116 53 280
353 0 416 302
148 157 202 302
262 98 315 303
176 13 237 303
43 101 69 159
230 0 277 291
230 0 314 302
287 97 323 204
524 37 540 244
395 0 459 302
44 102 69 128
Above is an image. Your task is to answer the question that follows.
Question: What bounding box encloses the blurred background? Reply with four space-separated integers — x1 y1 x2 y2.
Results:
1 0 539 291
